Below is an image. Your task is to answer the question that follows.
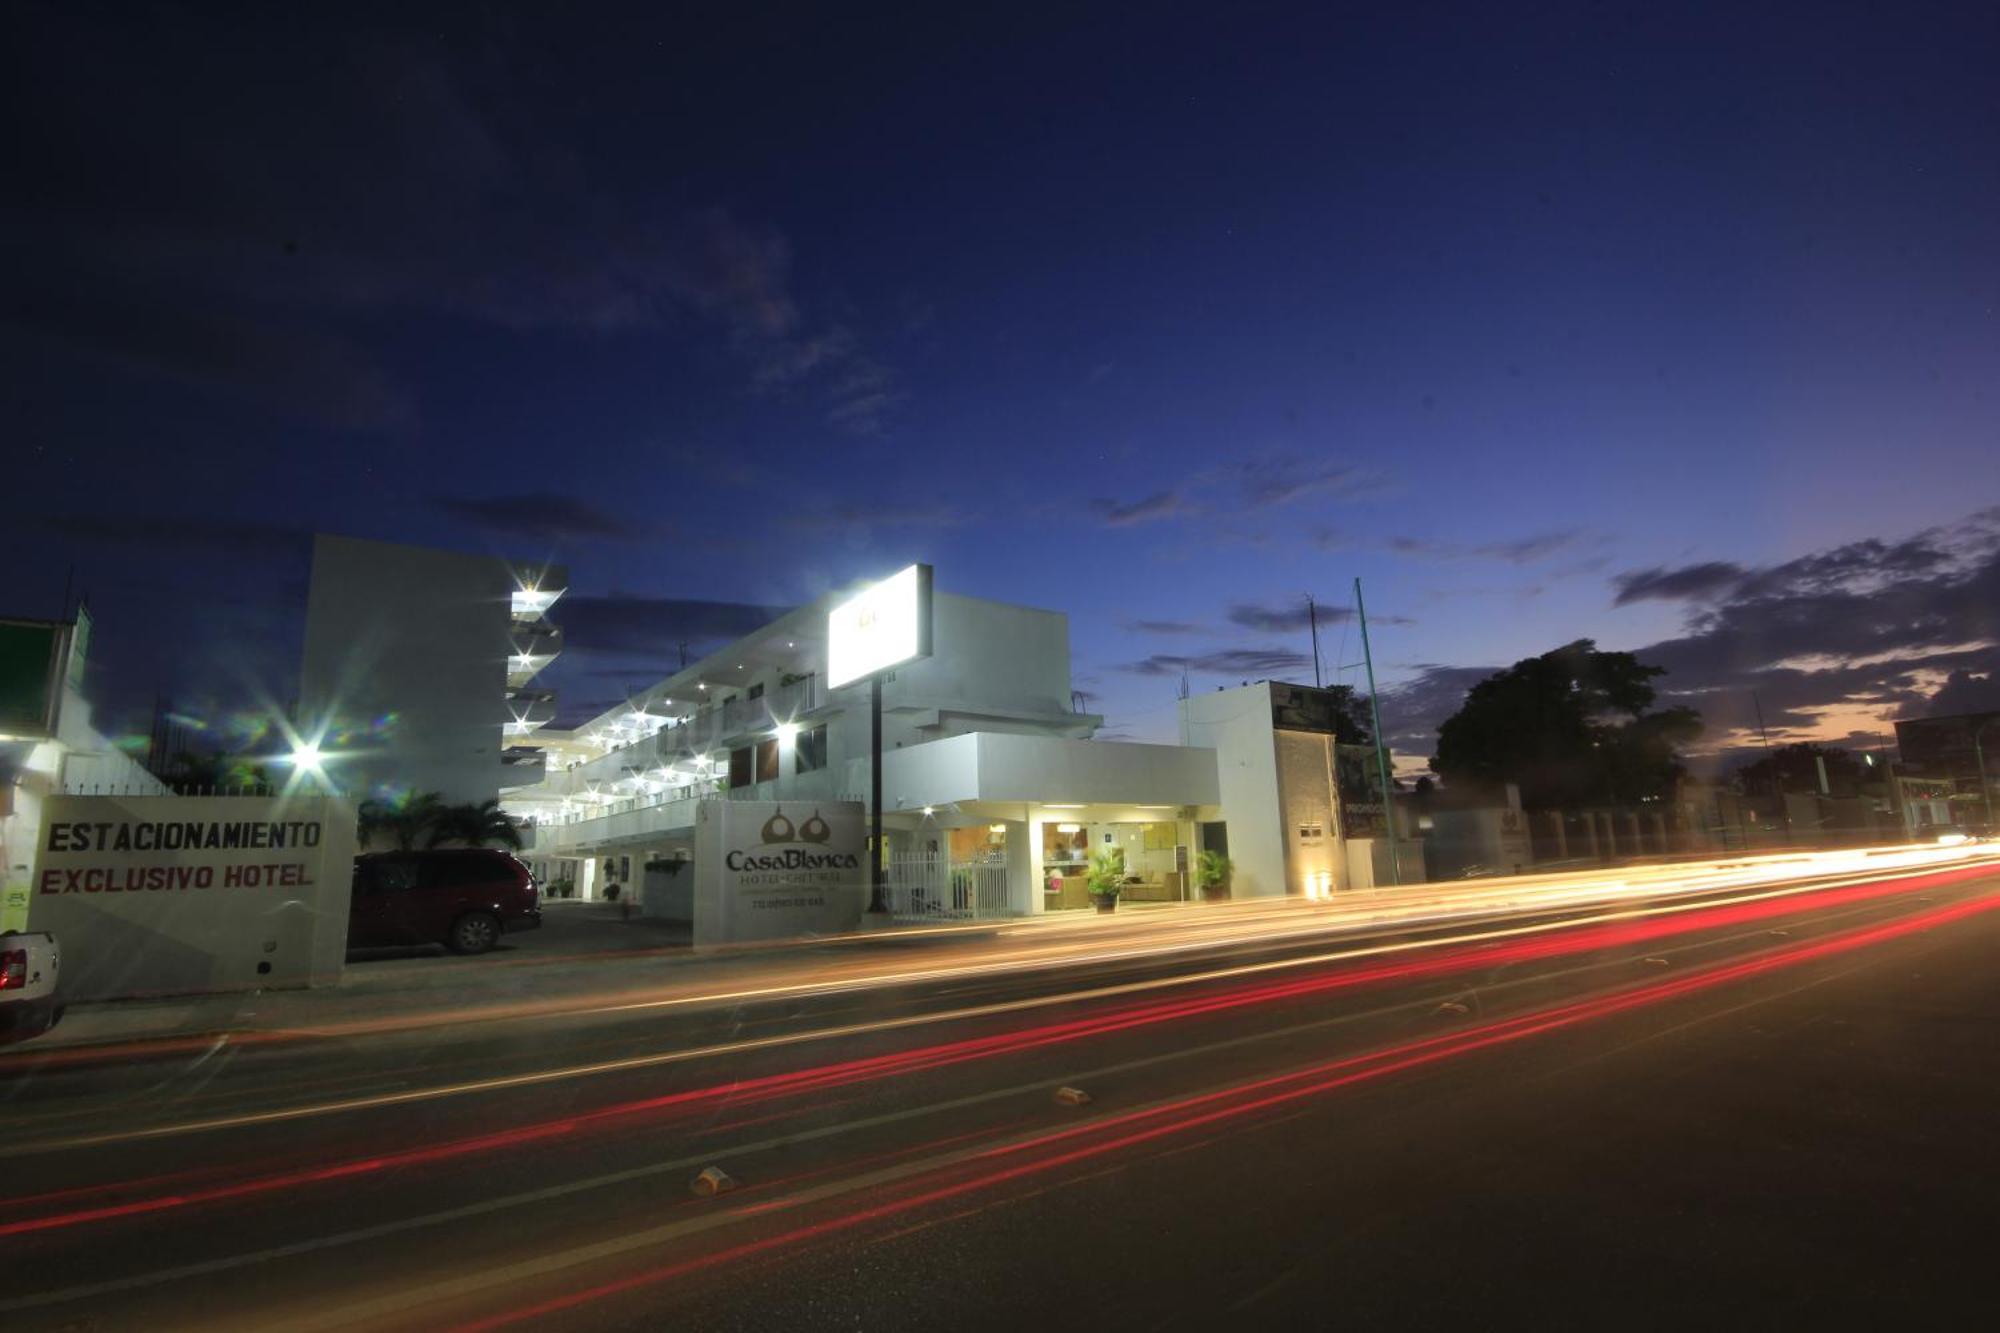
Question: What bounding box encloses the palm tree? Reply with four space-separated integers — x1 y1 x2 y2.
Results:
358 791 447 852
427 798 523 850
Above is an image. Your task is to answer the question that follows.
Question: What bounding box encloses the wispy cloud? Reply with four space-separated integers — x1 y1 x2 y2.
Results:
1388 529 1592 566
1091 492 1189 527
10 15 900 433
1117 646 1316 679
1227 600 1413 632
1384 507 2000 761
1610 560 1746 606
430 493 649 544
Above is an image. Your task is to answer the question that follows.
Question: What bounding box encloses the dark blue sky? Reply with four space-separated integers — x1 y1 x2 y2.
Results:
8 1 1998 763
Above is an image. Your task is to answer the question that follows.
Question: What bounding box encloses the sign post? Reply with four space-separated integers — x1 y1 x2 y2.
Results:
825 564 933 917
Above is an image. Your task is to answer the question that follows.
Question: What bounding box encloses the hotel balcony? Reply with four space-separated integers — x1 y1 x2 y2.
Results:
507 619 563 687
499 745 548 789
504 686 558 736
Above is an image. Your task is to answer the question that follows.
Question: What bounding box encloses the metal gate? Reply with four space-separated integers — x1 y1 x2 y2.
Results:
884 856 1012 921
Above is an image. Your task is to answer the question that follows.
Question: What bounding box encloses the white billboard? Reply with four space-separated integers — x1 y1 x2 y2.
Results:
826 563 932 690
692 799 866 946
28 794 358 1001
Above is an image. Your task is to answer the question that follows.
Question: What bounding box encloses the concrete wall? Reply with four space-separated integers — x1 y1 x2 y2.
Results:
26 794 357 1002
1275 729 1340 895
299 534 520 805
1180 684 1289 898
881 593 1077 732
861 733 1219 813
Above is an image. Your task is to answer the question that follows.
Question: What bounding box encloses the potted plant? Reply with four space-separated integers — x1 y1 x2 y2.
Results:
1086 846 1126 913
1196 850 1232 902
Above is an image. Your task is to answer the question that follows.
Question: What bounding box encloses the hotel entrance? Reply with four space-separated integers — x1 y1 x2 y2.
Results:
1041 811 1192 910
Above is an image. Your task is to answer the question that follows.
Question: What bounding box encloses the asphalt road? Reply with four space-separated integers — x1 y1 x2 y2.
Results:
3 857 1997 1331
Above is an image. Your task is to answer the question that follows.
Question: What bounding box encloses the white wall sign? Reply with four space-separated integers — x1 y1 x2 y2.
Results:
826 563 932 689
28 794 358 1002
692 799 866 946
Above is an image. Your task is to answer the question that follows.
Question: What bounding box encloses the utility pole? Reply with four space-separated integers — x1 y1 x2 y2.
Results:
1306 594 1322 688
1752 691 1793 844
1354 578 1401 885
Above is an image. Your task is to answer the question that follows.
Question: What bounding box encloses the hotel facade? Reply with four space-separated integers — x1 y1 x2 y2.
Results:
506 584 1404 914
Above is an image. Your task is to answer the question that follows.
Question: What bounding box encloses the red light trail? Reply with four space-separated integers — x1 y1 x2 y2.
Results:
450 882 2000 1332
1 864 1989 1242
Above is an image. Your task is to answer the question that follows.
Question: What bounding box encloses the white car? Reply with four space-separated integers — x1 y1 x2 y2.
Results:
0 931 61 1044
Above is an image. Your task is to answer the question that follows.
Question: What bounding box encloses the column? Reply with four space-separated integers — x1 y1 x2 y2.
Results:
1003 818 1039 916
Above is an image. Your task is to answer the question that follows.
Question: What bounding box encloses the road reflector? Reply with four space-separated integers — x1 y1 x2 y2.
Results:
690 1166 738 1196
1434 1001 1470 1016
1642 956 1670 966
1055 1086 1092 1106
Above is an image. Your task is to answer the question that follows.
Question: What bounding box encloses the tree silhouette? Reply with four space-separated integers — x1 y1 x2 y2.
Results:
1431 639 1701 809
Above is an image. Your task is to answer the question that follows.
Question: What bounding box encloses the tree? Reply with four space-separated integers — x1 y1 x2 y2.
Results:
428 798 524 850
357 791 447 852
1430 639 1702 810
160 748 272 792
1734 743 1865 799
1276 684 1373 745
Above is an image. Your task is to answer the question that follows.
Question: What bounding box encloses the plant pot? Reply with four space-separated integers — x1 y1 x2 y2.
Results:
1201 884 1230 902
1092 894 1118 914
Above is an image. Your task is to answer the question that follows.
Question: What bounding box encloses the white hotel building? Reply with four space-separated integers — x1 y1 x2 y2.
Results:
508 585 1403 913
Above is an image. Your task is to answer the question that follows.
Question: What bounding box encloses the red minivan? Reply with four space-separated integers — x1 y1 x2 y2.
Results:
348 849 542 955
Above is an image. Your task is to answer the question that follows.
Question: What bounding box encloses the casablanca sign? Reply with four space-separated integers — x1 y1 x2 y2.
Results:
693 799 866 946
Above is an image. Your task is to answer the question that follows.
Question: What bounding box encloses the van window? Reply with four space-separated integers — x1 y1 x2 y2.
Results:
368 859 419 892
422 855 501 888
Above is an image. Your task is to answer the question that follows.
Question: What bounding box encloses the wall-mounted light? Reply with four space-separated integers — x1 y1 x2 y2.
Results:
775 722 800 745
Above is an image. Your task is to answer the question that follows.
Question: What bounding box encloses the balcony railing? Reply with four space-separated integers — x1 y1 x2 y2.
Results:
568 674 829 783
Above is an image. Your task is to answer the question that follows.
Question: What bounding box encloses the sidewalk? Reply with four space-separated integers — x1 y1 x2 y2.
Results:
11 899 1025 1060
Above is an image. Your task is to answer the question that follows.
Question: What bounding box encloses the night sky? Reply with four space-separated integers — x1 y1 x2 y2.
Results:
8 2 1998 769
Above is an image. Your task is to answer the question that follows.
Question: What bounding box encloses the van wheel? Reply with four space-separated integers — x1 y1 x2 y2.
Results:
447 912 501 955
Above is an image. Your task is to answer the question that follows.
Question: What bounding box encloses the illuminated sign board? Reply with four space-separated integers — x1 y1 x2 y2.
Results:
826 563 933 690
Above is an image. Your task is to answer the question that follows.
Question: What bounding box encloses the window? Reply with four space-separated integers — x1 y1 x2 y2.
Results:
755 737 780 783
357 858 418 894
795 723 829 774
1298 823 1325 842
423 854 500 888
729 746 753 789
747 682 764 700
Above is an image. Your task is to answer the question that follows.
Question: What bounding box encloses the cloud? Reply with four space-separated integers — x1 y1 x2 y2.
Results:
8 12 895 431
1236 456 1382 508
1378 664 1502 757
558 595 791 659
1920 667 2000 717
1092 492 1188 527
1226 600 1416 632
1117 647 1316 679
1388 529 1592 566
1128 619 1207 636
430 493 648 544
1610 561 1750 606
1383 508 2000 762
